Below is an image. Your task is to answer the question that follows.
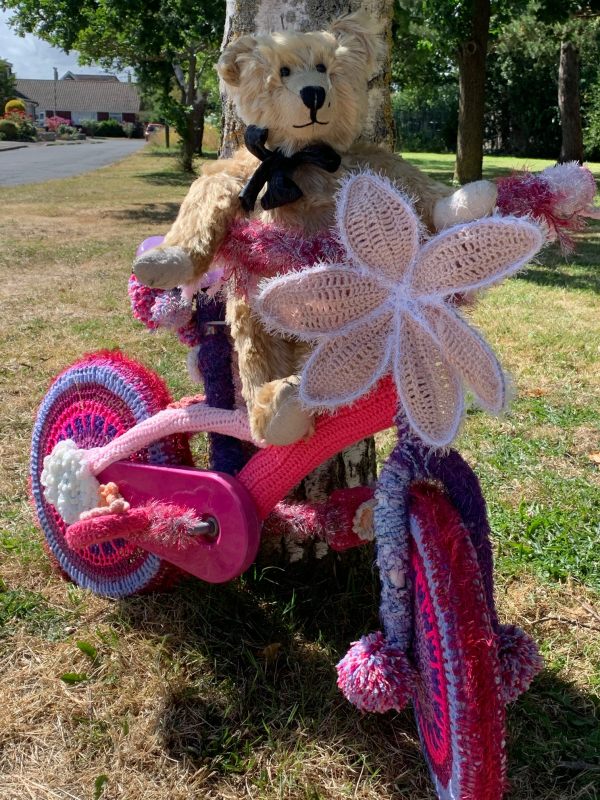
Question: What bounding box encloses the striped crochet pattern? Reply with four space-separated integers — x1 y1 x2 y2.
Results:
30 351 192 597
256 171 544 448
337 417 543 718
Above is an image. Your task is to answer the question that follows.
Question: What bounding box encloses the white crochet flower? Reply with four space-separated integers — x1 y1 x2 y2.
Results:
256 172 544 447
41 439 101 524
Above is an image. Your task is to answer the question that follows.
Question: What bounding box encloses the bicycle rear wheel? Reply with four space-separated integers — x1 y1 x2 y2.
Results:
30 350 192 597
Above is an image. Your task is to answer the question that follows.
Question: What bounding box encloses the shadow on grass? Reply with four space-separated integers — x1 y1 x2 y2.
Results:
114 552 433 796
108 202 181 225
112 549 600 798
136 170 195 187
516 250 600 294
507 672 600 799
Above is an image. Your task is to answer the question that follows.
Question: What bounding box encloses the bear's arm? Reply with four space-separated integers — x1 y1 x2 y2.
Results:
162 148 259 278
346 146 452 232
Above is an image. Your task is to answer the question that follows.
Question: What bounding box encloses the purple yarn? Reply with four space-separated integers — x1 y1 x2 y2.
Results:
194 297 248 475
425 448 498 630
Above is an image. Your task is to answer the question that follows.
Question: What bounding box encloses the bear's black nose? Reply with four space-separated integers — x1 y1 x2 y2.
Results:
300 86 326 112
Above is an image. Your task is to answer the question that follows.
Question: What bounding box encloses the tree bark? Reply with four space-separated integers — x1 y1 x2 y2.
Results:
221 0 393 512
558 40 584 164
455 0 490 184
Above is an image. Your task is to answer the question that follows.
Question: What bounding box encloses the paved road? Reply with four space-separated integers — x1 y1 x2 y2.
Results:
0 139 147 186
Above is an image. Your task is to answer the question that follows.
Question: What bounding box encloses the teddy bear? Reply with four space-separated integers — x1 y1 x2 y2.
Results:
133 12 498 446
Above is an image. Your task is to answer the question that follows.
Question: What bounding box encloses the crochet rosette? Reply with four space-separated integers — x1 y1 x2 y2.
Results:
30 350 192 597
256 171 544 448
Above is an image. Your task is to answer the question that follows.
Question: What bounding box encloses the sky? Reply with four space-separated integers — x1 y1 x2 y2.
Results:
0 9 129 80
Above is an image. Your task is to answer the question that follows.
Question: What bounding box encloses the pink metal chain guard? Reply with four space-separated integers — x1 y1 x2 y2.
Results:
95 376 397 583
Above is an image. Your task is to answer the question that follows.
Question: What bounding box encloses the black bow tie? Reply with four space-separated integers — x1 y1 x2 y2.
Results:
239 125 341 212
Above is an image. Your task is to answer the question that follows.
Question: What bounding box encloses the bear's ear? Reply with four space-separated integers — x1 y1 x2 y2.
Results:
329 11 384 74
218 35 257 87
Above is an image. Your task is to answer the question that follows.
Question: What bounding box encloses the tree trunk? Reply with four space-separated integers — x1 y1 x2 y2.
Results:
221 0 393 515
455 0 490 184
558 40 584 164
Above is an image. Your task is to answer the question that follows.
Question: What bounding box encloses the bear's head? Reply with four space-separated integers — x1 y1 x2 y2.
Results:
217 12 383 156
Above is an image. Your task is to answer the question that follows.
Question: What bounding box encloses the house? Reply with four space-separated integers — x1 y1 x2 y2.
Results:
14 74 141 126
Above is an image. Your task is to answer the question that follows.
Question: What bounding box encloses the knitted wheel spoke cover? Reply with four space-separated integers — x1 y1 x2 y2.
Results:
409 482 506 800
30 351 192 597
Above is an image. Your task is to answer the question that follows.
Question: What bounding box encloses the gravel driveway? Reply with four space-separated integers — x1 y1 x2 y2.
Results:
0 139 147 186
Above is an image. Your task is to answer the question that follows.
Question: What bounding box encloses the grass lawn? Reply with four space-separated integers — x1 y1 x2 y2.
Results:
0 147 598 800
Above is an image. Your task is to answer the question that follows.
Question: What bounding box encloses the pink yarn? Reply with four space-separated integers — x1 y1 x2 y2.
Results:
66 502 202 550
84 402 257 476
336 631 417 713
214 218 344 298
497 165 597 253
128 274 162 330
238 376 398 521
497 624 544 704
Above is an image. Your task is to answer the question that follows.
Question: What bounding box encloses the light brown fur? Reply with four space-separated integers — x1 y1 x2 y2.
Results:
134 12 496 444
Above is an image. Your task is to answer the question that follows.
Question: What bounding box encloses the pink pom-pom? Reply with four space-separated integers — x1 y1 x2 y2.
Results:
128 274 163 330
497 624 544 704
336 631 417 713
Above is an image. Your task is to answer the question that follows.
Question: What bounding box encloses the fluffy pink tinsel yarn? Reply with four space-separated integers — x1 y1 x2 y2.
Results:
497 623 544 704
336 631 417 713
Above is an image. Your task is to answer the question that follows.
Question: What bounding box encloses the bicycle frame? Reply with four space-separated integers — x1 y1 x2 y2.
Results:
65 376 398 583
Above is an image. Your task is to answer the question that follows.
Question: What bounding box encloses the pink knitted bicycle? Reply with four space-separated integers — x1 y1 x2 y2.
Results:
31 167 598 799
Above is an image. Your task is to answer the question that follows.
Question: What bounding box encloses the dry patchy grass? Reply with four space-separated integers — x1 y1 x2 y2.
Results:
0 148 598 799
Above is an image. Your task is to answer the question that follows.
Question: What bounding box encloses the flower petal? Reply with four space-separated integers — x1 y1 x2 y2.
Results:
337 173 419 282
300 312 394 408
255 264 388 339
423 304 506 413
410 216 543 297
394 312 463 447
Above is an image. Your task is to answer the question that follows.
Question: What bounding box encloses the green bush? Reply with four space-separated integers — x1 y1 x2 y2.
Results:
57 124 80 139
0 131 6 141
392 87 458 153
79 119 100 136
0 119 18 140
95 118 125 137
122 121 144 139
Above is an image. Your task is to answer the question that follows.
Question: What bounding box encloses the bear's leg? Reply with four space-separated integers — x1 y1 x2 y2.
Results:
228 296 313 446
252 376 314 446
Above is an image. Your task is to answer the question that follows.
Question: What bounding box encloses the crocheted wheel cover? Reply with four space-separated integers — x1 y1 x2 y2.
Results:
30 351 192 597
409 482 506 800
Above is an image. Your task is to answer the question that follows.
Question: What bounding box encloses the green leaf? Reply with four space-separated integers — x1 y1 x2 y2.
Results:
60 672 88 684
94 774 109 800
76 639 98 660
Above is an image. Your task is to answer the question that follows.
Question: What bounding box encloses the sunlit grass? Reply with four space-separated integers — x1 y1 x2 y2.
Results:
0 146 598 799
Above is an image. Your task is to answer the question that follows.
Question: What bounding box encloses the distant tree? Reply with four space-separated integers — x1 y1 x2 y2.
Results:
0 0 225 171
0 58 17 111
485 2 599 161
396 0 505 183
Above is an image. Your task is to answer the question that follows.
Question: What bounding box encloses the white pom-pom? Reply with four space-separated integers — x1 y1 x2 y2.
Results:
540 162 596 218
41 440 101 524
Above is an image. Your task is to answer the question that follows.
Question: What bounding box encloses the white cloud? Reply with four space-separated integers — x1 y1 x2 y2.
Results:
0 9 130 80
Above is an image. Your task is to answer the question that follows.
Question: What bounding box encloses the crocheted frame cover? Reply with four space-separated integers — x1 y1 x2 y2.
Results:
256 172 544 448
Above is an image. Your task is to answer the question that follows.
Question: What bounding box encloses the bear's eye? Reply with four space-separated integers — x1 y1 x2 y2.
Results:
280 66 291 77
315 63 327 73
